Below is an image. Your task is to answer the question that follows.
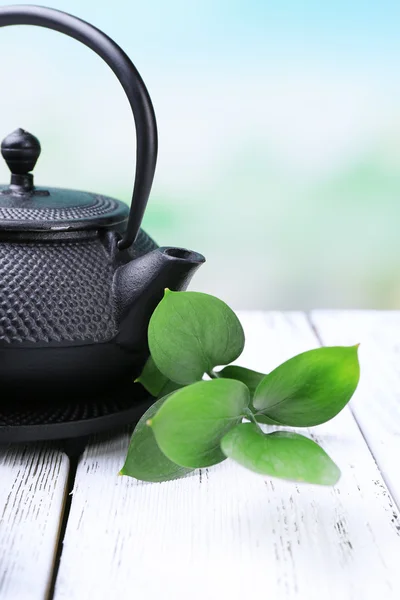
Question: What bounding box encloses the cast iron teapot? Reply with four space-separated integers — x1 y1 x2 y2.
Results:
0 5 205 398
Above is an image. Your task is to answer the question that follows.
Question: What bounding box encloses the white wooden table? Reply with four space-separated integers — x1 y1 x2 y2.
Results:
1 311 400 600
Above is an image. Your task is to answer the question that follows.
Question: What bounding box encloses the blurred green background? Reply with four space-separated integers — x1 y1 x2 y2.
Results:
1 1 400 309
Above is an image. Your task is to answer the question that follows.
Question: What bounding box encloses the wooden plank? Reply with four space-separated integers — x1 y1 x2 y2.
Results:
310 310 400 507
54 312 400 600
0 443 70 600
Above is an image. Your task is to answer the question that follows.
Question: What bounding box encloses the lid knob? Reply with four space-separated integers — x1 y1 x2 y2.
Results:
1 129 41 192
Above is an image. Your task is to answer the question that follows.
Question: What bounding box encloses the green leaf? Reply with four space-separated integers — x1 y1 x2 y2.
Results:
221 423 340 485
148 290 245 385
149 379 250 468
120 396 193 482
136 357 183 399
136 356 169 397
157 379 184 398
218 365 265 397
253 346 360 427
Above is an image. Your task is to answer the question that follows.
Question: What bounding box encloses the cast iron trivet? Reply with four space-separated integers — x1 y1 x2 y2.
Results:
0 380 153 444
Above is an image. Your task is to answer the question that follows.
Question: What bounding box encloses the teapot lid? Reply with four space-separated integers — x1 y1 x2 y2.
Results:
0 128 129 233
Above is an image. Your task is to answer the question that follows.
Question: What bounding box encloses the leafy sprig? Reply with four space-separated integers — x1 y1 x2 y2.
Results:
120 290 360 486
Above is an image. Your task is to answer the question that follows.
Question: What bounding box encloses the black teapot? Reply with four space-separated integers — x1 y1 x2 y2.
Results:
0 5 205 401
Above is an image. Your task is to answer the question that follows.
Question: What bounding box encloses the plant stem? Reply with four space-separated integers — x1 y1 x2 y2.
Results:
243 407 264 432
207 370 219 379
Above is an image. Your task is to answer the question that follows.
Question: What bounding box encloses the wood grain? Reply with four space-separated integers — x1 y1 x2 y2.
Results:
310 310 400 507
0 443 70 600
54 312 400 600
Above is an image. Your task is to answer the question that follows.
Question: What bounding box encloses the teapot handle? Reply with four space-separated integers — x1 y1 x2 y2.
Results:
0 4 157 250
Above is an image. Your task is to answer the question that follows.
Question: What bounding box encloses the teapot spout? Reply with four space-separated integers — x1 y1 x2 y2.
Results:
114 246 205 349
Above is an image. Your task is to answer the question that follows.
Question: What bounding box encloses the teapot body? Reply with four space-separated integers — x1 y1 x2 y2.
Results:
0 228 205 398
0 228 157 396
0 228 157 346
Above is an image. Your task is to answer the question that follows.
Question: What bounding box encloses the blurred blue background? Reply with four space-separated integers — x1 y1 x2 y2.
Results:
1 1 400 309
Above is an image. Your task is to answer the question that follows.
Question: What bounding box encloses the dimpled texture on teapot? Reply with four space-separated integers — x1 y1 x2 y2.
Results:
0 389 142 427
0 195 118 222
0 230 157 344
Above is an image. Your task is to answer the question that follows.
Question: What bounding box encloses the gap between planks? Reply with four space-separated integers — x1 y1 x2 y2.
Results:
46 454 80 600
